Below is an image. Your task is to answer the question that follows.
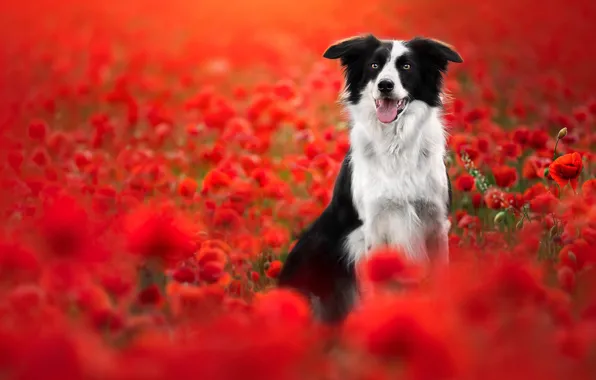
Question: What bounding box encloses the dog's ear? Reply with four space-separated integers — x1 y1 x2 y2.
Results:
323 34 381 62
407 37 463 68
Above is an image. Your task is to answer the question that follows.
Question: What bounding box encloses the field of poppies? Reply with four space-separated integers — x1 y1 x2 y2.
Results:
1 0 596 379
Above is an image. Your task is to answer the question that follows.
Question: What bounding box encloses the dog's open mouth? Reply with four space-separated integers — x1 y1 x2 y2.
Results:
375 97 408 123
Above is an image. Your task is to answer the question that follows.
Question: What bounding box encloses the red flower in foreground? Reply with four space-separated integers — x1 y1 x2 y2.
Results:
363 247 408 284
549 152 583 190
557 266 576 292
254 289 310 325
347 299 456 380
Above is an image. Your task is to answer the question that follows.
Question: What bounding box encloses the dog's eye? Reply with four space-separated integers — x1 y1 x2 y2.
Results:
371 63 379 69
402 64 411 70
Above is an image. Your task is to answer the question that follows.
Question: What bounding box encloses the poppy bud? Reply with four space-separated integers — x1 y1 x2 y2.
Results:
494 211 506 224
557 127 568 139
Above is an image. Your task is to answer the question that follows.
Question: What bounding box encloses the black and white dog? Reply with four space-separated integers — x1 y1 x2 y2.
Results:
278 35 462 322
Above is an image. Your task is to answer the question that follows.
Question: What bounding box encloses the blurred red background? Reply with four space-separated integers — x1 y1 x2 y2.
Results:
0 2 596 379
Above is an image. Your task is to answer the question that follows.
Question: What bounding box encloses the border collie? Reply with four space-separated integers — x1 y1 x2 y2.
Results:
278 35 463 323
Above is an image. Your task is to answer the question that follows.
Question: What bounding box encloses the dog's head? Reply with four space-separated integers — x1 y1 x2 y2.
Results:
324 35 462 124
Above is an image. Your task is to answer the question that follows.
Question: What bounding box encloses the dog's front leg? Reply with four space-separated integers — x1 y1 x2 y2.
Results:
364 210 427 262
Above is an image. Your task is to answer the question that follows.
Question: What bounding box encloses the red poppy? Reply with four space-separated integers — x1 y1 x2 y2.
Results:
137 284 163 306
360 246 414 285
254 289 310 325
455 174 475 192
549 152 583 190
529 192 559 214
126 205 196 266
483 188 506 210
557 266 576 292
172 267 196 283
200 261 225 283
499 141 521 158
523 156 552 180
178 177 198 198
523 182 548 202
266 260 282 279
492 165 518 188
583 179 596 197
39 195 89 260
28 119 48 142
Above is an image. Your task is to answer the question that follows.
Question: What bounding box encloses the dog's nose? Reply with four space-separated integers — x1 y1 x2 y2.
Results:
377 79 394 94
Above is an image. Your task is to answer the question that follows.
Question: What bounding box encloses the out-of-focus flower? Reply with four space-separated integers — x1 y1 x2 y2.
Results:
125 204 196 266
178 177 198 198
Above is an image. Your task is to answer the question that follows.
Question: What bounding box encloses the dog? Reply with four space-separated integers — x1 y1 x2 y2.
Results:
278 35 462 323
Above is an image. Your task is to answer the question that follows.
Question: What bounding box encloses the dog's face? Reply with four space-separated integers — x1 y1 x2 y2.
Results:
324 35 463 124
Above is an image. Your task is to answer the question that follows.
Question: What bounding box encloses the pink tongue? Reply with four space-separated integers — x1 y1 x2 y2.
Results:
376 100 398 123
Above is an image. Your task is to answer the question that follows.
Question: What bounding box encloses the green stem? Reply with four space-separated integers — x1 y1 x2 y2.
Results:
553 137 561 161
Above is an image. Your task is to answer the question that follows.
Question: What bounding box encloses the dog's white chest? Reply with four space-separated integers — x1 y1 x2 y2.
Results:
351 154 436 217
347 140 448 263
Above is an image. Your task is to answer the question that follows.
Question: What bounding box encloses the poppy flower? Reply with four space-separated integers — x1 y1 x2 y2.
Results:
125 205 196 266
39 195 89 259
137 284 163 307
523 156 552 180
28 119 48 142
178 177 198 198
266 260 282 279
212 207 243 229
253 289 310 325
201 168 232 194
471 192 484 209
500 141 521 158
559 239 596 271
549 152 583 190
455 174 475 192
362 247 408 284
200 261 225 283
0 241 40 283
557 266 576 292
458 214 481 231
263 226 290 249
7 150 24 172
523 182 548 202
483 188 506 210
529 192 559 214
492 165 518 188
583 179 596 197
172 266 196 283
195 245 228 266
